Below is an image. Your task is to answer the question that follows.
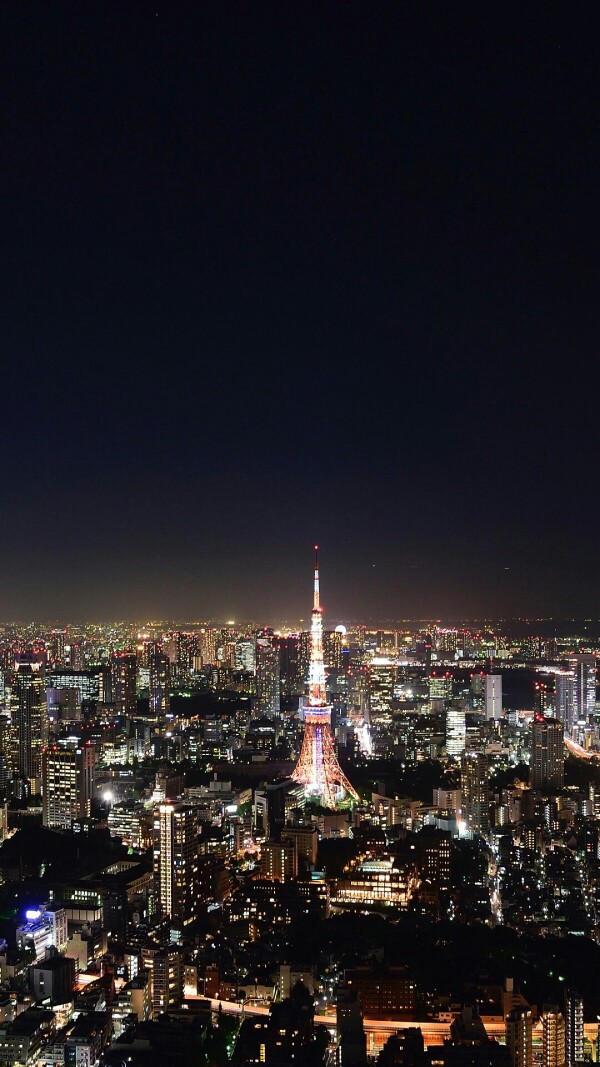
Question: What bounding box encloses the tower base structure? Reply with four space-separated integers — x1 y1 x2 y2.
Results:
292 706 359 809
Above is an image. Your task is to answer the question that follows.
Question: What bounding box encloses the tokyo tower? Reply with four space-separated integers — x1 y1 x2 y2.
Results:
292 547 359 808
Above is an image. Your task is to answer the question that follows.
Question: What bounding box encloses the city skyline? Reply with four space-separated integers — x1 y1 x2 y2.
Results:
2 6 600 1064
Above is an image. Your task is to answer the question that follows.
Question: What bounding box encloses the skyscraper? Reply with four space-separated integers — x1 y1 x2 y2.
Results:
570 655 596 728
298 631 312 688
530 715 564 792
323 629 343 671
275 635 300 697
42 744 95 829
555 672 575 727
368 663 397 720
542 1007 566 1067
564 990 584 1067
153 802 199 926
446 703 466 756
255 636 280 718
235 638 256 673
460 752 489 835
12 659 48 785
506 1007 533 1067
149 645 170 717
111 652 137 717
485 674 503 720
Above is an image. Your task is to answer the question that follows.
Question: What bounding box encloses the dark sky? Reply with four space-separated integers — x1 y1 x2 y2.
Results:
2 3 598 623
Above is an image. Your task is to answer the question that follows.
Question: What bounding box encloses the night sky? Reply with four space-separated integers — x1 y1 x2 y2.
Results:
2 4 598 623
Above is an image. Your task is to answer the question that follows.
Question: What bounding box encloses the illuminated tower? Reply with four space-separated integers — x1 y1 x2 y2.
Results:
292 548 359 808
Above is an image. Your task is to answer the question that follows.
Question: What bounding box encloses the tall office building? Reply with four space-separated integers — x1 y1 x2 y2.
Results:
45 666 111 707
485 674 503 720
530 715 564 792
260 840 297 882
149 646 170 717
153 803 199 926
42 744 95 829
416 827 452 894
446 704 466 756
565 990 584 1067
298 631 312 687
323 630 343 671
12 659 48 784
555 672 575 727
337 987 367 1067
0 715 12 792
198 629 218 667
50 630 67 665
142 945 183 1017
542 1007 566 1067
255 637 280 718
506 1007 533 1067
275 635 300 696
461 752 489 835
429 675 452 702
111 652 137 716
235 638 256 673
368 663 397 720
570 655 596 728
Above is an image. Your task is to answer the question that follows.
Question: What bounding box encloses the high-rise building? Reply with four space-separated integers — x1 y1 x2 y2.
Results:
141 945 183 1016
281 825 318 866
570 655 596 728
234 639 256 673
323 630 343 671
50 630 67 666
460 752 489 836
42 744 95 829
12 659 48 785
541 1007 566 1067
416 827 451 894
530 715 564 792
45 667 111 707
260 840 297 882
429 676 452 703
485 675 503 720
153 802 199 926
298 631 312 687
337 986 367 1067
565 990 584 1067
149 645 170 717
275 635 300 696
506 1007 533 1067
111 652 137 716
446 704 466 756
255 637 280 718
368 663 397 720
198 628 218 666
555 672 575 727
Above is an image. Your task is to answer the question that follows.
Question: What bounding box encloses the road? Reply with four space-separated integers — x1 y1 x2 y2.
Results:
186 997 599 1050
565 734 599 760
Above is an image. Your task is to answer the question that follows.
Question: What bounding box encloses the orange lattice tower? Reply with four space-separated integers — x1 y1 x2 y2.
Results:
292 547 359 808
